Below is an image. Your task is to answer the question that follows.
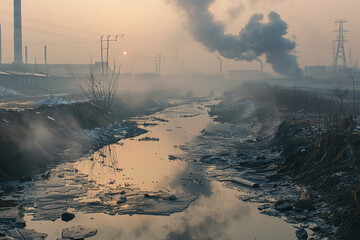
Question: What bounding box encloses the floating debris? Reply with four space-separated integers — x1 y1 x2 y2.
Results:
222 177 260 188
61 212 75 222
138 137 160 142
62 225 97 239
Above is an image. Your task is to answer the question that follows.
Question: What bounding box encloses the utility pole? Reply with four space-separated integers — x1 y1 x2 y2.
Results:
44 45 47 64
155 54 163 77
25 45 28 64
100 34 123 74
332 19 348 72
217 56 223 80
106 35 110 72
34 57 37 72
155 55 158 75
100 35 104 73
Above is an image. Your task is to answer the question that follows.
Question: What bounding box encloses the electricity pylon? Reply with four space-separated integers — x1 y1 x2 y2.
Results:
332 19 348 72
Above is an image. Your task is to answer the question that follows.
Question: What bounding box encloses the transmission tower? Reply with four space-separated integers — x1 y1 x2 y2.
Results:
332 19 348 72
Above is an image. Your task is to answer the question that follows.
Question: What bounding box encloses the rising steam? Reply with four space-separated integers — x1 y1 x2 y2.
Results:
170 0 300 76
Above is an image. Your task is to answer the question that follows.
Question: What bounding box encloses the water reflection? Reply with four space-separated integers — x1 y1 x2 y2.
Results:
163 188 251 240
75 102 212 193
91 145 121 172
168 164 213 197
23 100 296 239
25 182 296 240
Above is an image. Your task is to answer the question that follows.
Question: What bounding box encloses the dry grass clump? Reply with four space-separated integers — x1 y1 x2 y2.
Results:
70 65 120 111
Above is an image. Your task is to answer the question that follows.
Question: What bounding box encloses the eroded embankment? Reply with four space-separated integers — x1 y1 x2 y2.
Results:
208 83 360 239
0 90 172 181
276 123 360 240
0 102 107 180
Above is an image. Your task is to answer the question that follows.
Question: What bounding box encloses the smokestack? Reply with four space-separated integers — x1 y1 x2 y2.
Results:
0 24 2 64
14 0 23 64
44 45 47 64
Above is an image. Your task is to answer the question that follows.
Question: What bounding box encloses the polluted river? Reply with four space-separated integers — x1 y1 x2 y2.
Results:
1 99 299 240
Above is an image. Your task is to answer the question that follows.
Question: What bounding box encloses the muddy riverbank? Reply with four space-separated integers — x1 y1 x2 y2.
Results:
204 83 360 240
2 83 358 239
0 90 177 181
276 123 360 240
0 98 300 240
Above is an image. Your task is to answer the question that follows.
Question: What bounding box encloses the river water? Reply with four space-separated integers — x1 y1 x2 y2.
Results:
23 100 296 239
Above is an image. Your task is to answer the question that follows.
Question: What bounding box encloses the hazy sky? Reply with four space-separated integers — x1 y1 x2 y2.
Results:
0 0 359 75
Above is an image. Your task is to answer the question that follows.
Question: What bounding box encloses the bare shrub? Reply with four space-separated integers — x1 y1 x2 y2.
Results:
333 86 350 111
69 65 120 112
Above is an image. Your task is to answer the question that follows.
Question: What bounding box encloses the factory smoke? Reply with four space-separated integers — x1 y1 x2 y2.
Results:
170 0 300 76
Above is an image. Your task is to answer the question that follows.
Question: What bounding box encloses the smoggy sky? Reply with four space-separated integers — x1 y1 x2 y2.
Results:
0 0 359 75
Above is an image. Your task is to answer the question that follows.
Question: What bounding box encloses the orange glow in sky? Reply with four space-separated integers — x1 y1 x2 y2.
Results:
0 0 359 74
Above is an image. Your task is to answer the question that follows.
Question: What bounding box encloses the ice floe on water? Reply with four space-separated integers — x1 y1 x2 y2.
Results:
61 225 97 239
19 162 197 222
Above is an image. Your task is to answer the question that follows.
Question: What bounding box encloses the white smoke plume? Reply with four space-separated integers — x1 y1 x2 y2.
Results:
170 0 300 75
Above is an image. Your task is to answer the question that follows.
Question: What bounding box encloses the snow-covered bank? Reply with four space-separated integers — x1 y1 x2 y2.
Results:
0 85 23 97
32 95 69 106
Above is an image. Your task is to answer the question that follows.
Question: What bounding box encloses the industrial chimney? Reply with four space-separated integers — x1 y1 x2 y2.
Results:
13 0 23 64
0 24 2 64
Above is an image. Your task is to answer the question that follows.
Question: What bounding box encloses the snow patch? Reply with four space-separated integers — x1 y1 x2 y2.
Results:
32 95 69 106
0 85 23 97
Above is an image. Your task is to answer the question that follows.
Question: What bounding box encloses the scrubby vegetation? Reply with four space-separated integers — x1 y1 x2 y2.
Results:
70 65 120 112
211 82 360 239
256 84 360 240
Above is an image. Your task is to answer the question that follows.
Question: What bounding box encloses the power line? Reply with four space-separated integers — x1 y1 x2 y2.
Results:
0 8 102 37
0 18 96 42
100 34 124 74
